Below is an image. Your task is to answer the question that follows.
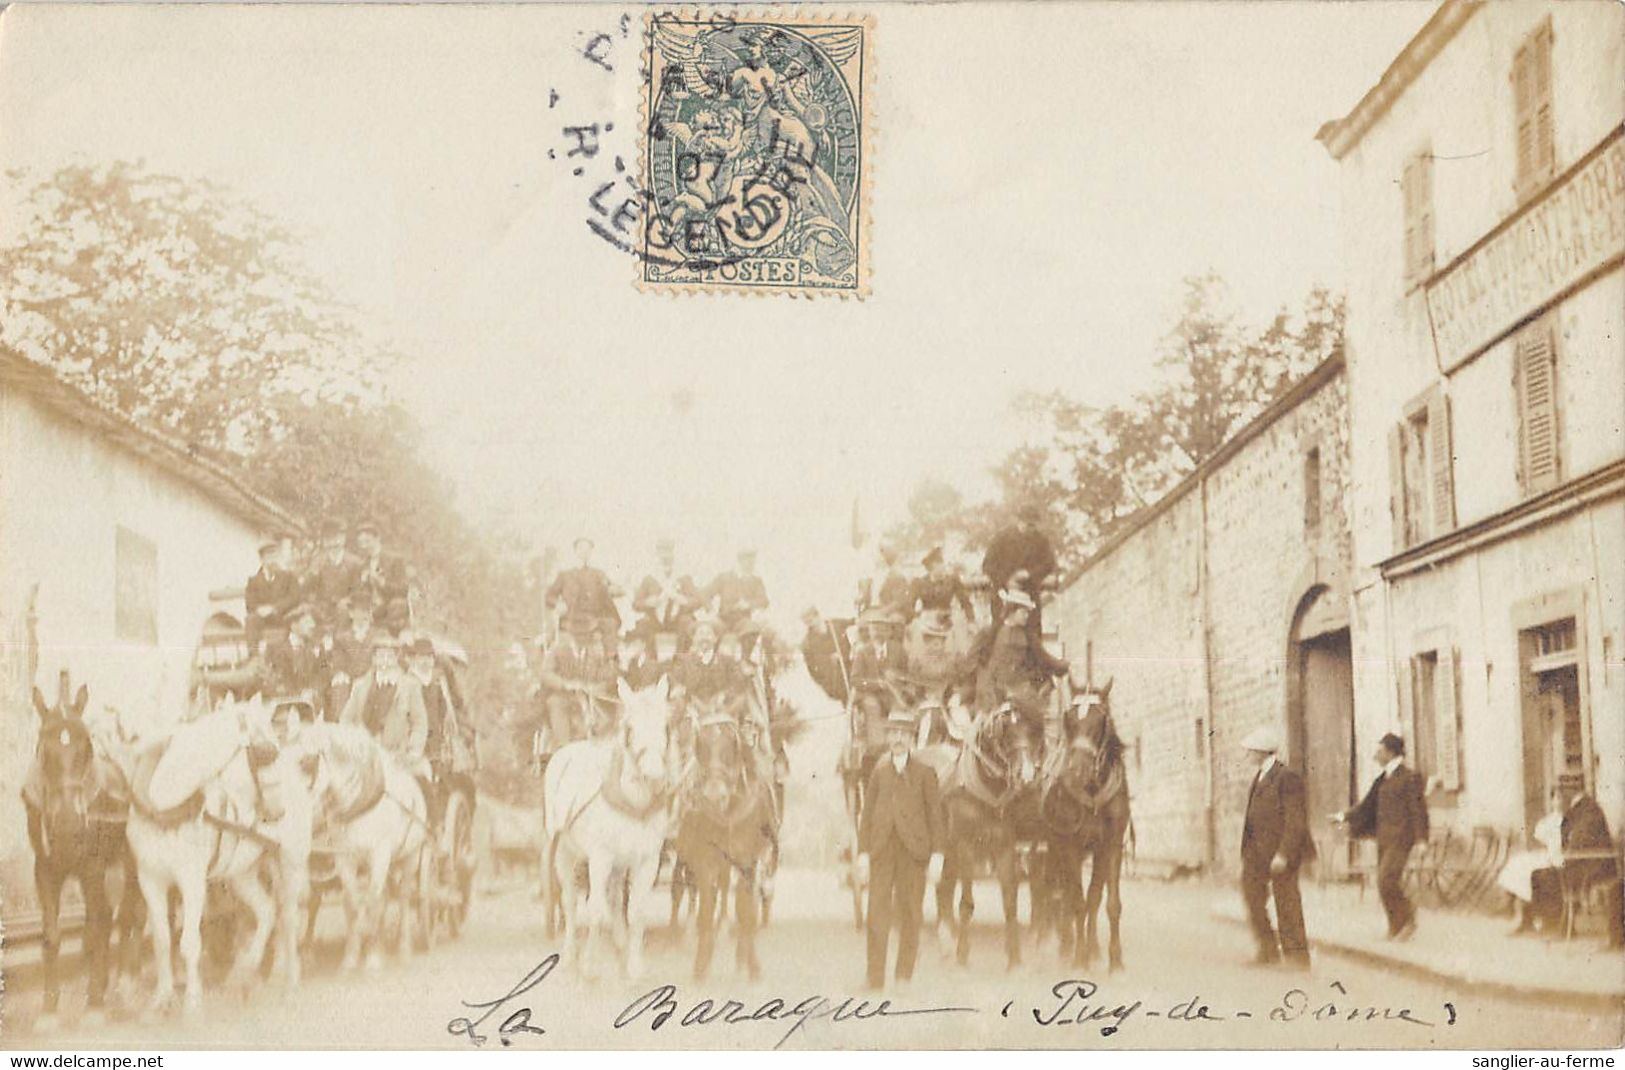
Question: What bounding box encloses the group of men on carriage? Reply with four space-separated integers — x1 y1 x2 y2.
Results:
527 535 789 792
796 505 1136 987
233 520 473 825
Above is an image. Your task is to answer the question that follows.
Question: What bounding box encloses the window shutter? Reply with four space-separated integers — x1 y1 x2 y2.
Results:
1515 321 1560 495
1402 156 1418 283
1427 388 1455 531
1533 23 1555 180
1388 425 1408 552
1433 646 1461 791
1396 657 1415 746
1417 152 1434 279
1513 39 1535 195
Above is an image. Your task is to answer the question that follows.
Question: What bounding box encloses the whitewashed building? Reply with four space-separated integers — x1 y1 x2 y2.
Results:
0 349 301 920
1318 0 1624 836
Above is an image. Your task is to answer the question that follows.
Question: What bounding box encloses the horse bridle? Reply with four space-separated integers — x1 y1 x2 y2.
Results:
34 723 96 857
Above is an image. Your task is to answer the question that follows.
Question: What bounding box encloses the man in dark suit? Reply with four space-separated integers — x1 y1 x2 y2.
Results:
850 609 908 689
546 537 622 640
1240 726 1315 968
1338 732 1429 939
708 548 770 635
982 503 1058 637
245 538 300 651
858 709 945 990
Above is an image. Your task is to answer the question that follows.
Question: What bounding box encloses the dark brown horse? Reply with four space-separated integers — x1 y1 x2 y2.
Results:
924 700 1045 969
673 701 776 980
1039 681 1133 970
23 681 144 1022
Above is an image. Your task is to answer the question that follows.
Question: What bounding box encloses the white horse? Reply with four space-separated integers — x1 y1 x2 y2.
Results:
301 722 431 971
543 676 676 979
122 695 312 1013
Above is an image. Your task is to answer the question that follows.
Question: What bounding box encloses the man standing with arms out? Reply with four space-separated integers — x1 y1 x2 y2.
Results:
1336 732 1429 940
858 709 944 991
1239 726 1315 969
981 504 1058 637
546 536 622 642
634 537 699 641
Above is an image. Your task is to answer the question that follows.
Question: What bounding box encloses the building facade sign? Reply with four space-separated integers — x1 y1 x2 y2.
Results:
1426 126 1625 371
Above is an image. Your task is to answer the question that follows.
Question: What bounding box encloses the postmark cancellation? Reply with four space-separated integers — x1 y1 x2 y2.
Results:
640 10 872 297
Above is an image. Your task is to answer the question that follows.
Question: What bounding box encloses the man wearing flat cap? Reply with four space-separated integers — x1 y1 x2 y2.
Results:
546 536 622 640
1240 726 1314 968
245 538 300 651
1336 732 1429 940
858 708 944 991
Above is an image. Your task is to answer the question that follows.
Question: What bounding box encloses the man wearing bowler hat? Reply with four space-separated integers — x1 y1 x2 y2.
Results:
341 636 429 772
1336 732 1430 940
858 708 944 991
1240 726 1315 968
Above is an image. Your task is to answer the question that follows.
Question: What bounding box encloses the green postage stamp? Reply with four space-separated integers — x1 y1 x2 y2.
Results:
641 11 873 297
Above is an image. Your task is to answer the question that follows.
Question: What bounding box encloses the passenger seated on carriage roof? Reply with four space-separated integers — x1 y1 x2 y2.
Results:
339 636 429 773
547 536 622 641
707 548 769 634
634 537 700 636
911 546 975 619
352 522 412 633
302 520 361 628
850 608 907 687
245 537 300 650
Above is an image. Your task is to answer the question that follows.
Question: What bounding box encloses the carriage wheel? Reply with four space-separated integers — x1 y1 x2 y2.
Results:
441 790 476 938
415 846 437 953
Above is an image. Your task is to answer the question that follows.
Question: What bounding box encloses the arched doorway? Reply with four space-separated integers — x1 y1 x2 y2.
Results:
1286 586 1356 846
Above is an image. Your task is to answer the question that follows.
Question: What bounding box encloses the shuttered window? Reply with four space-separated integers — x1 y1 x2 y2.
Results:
1388 384 1455 552
1402 150 1435 286
1514 316 1561 496
1409 646 1462 794
1513 20 1555 202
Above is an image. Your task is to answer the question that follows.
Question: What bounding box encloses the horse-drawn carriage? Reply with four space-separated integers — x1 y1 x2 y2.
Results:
829 575 1135 971
189 606 480 967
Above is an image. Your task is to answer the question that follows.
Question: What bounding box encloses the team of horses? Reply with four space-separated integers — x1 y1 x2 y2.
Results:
915 678 1134 973
541 676 780 982
23 680 448 1022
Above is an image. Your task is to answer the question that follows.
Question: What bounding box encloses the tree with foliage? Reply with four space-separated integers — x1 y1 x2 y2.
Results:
0 161 384 455
888 275 1344 572
2 162 541 798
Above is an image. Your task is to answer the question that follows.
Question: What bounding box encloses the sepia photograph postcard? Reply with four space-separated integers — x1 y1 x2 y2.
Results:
0 0 1621 1054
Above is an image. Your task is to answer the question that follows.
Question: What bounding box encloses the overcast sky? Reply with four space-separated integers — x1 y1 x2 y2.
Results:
0 1 1431 621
